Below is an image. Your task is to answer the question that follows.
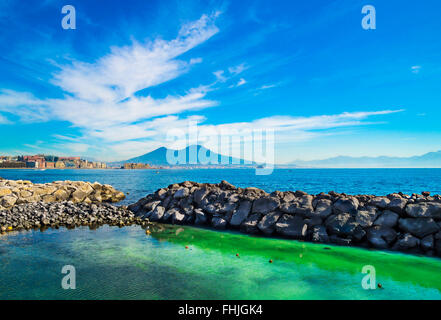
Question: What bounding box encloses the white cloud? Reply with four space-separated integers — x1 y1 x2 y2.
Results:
236 78 246 86
228 63 247 75
411 65 421 74
0 12 404 162
213 70 227 82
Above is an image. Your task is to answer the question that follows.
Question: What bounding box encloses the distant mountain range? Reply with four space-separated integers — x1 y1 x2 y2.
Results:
109 145 255 167
110 146 441 168
289 151 441 168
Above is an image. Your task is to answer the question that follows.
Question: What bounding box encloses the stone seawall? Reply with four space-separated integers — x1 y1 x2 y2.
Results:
0 178 125 210
128 180 441 257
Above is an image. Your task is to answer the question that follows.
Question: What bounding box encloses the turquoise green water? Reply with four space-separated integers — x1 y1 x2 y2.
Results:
1 224 441 299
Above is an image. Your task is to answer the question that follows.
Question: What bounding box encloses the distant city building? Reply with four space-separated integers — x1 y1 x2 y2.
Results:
55 161 66 169
0 154 112 169
45 162 55 168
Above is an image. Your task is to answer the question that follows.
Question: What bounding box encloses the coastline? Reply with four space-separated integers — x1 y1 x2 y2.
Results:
2 177 441 258
129 180 441 258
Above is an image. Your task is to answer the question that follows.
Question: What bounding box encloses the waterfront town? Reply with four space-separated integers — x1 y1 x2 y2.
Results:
0 155 108 169
0 154 156 169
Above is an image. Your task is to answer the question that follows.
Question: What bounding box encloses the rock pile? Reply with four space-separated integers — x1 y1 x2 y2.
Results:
0 201 144 233
0 178 125 210
128 180 441 257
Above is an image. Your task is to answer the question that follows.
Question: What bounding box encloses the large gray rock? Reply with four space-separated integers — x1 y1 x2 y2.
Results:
421 234 434 251
257 211 283 235
171 209 186 224
240 213 262 234
230 201 252 226
149 205 165 222
194 208 207 225
275 215 307 238
163 207 180 221
174 188 189 199
313 199 333 218
368 197 390 209
218 202 237 215
144 200 161 212
373 210 399 228
252 196 280 214
387 197 407 214
355 208 378 228
279 202 298 214
405 203 441 219
333 198 359 215
366 226 397 249
156 188 168 200
193 187 209 205
396 233 420 250
398 218 439 238
296 195 314 217
325 213 363 239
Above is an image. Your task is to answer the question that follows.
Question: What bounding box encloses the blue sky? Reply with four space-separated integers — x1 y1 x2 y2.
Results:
0 0 440 163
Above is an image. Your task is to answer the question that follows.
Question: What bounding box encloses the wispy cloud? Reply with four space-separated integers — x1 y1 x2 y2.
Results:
228 63 248 75
236 78 246 86
411 65 422 74
0 11 404 161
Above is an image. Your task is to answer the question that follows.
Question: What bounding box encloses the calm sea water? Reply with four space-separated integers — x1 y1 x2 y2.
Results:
1 168 441 299
1 168 440 205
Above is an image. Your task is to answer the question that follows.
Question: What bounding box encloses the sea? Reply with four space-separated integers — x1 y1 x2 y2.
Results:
1 168 441 299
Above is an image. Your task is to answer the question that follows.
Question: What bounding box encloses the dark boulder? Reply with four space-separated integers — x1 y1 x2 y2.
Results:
279 202 298 214
366 226 397 249
396 233 420 250
313 199 333 219
421 234 434 251
170 208 186 224
148 205 165 222
333 198 359 215
194 208 207 225
368 197 390 209
387 197 407 214
275 215 307 238
230 201 252 227
252 196 280 214
355 207 378 228
258 211 283 235
325 213 361 239
398 218 439 238
373 210 399 228
240 213 262 234
405 202 441 219
193 187 210 205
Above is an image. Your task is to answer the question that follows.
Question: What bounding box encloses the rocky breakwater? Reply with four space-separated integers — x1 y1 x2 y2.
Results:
128 181 441 257
0 202 142 233
0 179 147 233
0 178 126 210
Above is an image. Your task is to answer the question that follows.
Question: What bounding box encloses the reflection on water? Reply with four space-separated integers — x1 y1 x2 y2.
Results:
1 224 441 300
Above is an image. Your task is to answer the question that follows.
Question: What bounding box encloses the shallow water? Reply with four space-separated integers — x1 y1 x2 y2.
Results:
1 225 440 300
